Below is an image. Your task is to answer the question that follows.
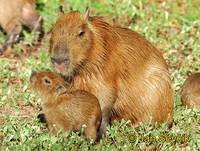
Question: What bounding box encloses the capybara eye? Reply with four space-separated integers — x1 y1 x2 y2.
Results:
42 77 52 85
78 31 85 37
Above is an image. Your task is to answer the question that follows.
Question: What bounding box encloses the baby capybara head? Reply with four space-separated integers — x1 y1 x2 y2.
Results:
49 10 93 78
30 71 68 96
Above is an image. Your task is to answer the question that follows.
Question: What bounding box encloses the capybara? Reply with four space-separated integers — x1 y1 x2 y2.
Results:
49 10 174 136
30 71 102 141
181 73 200 108
0 0 43 54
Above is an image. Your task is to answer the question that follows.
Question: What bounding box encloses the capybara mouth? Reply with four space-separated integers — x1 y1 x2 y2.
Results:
51 57 71 73
61 74 74 83
55 63 67 73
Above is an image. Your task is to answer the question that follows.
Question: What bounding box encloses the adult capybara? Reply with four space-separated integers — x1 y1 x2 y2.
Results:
30 71 102 141
181 73 200 108
49 10 174 135
0 0 43 54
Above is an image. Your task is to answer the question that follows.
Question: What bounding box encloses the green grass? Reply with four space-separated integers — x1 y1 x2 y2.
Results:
0 0 200 150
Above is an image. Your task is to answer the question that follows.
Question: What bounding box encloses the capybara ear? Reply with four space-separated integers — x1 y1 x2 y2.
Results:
83 7 90 21
59 0 74 16
69 6 73 11
56 85 67 95
59 5 65 16
30 70 37 83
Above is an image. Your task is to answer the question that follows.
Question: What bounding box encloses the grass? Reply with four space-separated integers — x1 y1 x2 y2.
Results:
0 0 200 150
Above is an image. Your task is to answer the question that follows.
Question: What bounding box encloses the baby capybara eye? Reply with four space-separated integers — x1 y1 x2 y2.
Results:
42 77 52 85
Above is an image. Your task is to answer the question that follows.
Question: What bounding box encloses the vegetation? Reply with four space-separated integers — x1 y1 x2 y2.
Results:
0 0 199 150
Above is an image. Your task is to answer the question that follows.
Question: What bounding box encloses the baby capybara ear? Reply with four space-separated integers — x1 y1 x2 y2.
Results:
59 5 65 16
56 85 67 95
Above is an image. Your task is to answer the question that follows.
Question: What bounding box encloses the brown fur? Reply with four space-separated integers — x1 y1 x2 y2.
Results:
49 10 174 135
30 71 102 141
181 73 200 108
0 0 43 53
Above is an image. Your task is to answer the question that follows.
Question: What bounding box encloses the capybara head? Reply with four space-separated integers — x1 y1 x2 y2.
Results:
49 10 94 77
30 71 69 96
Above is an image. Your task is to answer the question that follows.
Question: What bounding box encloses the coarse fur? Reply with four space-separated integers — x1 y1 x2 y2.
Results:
181 73 200 108
30 71 102 141
0 0 43 54
49 10 174 135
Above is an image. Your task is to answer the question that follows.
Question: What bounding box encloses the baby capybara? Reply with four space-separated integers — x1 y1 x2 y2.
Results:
181 73 200 108
30 71 102 141
0 0 43 54
49 10 174 135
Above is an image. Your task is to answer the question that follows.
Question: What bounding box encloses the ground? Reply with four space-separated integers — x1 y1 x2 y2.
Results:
0 0 200 150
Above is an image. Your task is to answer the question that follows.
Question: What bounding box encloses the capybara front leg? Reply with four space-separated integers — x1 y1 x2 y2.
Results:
96 86 116 139
97 106 113 140
0 23 22 54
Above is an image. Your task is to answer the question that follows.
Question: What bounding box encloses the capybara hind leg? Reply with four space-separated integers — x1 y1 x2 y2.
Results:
84 126 97 142
166 114 174 128
0 22 22 54
84 115 99 142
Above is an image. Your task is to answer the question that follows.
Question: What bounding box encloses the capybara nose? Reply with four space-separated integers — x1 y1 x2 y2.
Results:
51 57 70 65
63 58 70 66
30 70 37 82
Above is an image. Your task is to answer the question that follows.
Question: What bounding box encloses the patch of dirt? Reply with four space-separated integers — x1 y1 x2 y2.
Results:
0 116 3 125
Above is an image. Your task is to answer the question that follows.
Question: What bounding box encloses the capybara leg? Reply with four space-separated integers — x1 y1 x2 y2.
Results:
97 109 110 139
22 5 44 42
98 118 108 138
0 23 22 54
84 126 97 142
166 114 174 128
96 88 116 139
